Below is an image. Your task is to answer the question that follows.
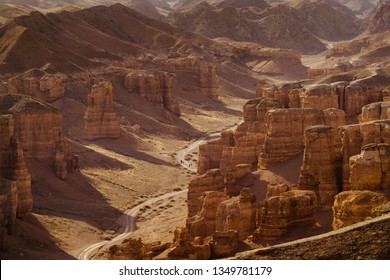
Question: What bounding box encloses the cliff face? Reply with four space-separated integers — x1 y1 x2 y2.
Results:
124 70 180 115
259 108 346 168
0 94 72 179
83 81 121 141
0 114 32 249
155 57 219 99
10 69 66 102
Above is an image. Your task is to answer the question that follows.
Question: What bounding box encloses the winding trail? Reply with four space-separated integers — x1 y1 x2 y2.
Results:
78 123 240 260
78 190 186 260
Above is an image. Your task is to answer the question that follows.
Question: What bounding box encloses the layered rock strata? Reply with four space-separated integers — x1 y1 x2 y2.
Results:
186 191 228 239
299 126 342 207
256 190 317 240
259 108 345 168
10 69 66 102
197 130 234 175
0 114 32 251
83 82 121 141
155 57 219 98
332 191 388 230
210 230 238 259
0 94 72 179
339 120 390 190
359 101 390 123
215 188 256 239
124 70 180 115
349 143 390 191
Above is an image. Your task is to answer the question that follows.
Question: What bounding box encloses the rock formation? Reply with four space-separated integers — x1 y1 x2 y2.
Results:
83 82 121 141
359 101 390 122
155 57 219 98
299 84 339 110
0 114 32 250
124 70 180 115
108 238 147 260
199 63 218 99
259 108 345 168
10 69 66 102
0 94 72 179
255 190 317 240
210 230 239 259
349 143 390 191
299 126 342 207
187 169 225 218
215 188 256 239
187 191 228 239
165 227 211 260
339 120 390 190
332 191 389 230
197 130 234 175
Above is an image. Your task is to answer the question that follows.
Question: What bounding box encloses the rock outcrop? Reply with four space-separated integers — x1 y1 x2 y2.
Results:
332 191 389 230
259 108 345 168
108 238 147 260
124 70 180 115
210 230 239 259
0 94 72 179
215 188 256 239
0 114 32 251
83 82 121 141
349 143 390 191
155 57 219 98
299 126 342 207
197 130 234 175
255 190 317 240
165 227 211 260
10 69 66 102
359 101 390 123
187 169 225 218
338 120 390 190
299 84 339 110
187 191 228 239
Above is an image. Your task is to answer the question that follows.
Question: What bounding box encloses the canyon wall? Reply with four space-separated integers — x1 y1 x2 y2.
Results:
124 70 180 115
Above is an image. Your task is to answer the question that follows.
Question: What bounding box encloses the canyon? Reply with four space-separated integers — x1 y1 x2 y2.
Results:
0 0 389 261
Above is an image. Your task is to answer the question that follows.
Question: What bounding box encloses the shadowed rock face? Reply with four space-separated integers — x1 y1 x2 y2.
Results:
83 81 121 141
0 114 32 250
332 190 388 230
